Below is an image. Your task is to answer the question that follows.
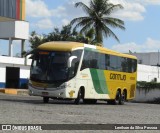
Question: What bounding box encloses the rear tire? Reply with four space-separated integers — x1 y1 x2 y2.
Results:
43 97 49 103
114 90 121 105
107 91 121 105
120 91 126 105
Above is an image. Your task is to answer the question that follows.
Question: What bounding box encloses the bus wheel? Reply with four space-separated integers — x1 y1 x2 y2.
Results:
115 90 121 105
120 91 126 105
107 91 121 105
43 97 49 103
74 89 83 105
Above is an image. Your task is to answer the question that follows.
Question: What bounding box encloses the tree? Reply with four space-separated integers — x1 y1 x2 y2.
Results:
70 0 125 45
29 25 92 49
29 31 47 49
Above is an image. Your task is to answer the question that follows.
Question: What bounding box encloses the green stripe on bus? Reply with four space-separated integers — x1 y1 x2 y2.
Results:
97 70 109 94
90 69 103 94
90 69 109 94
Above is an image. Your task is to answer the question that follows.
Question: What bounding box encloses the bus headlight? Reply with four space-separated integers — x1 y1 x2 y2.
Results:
59 83 71 89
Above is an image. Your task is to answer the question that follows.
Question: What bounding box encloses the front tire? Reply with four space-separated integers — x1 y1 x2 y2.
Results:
74 89 83 105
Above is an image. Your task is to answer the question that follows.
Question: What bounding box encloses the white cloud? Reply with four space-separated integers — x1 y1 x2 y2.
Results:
26 0 159 31
135 0 160 5
35 19 54 30
51 6 67 18
109 0 146 21
26 0 51 17
62 19 70 26
111 38 160 53
26 0 70 18
52 0 146 22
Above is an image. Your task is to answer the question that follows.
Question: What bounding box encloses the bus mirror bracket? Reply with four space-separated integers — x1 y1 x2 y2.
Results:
68 56 77 68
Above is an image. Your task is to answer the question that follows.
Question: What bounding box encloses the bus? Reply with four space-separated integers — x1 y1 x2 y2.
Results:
28 41 137 105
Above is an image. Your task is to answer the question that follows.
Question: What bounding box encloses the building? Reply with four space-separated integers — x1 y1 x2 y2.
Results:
0 0 25 21
132 52 160 66
0 56 31 88
137 64 160 82
0 0 28 57
129 52 160 82
0 0 30 89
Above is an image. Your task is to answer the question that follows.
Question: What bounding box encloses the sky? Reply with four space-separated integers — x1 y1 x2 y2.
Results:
1 0 160 56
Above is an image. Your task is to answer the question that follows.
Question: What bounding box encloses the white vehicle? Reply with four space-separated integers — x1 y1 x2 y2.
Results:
28 41 137 105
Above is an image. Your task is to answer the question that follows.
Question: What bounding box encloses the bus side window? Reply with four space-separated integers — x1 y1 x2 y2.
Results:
127 58 132 73
105 54 110 70
109 55 118 71
97 53 105 69
121 57 127 72
81 51 90 70
131 59 137 73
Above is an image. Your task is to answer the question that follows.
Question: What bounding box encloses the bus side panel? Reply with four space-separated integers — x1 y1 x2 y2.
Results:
77 68 137 100
104 70 137 100
77 69 110 99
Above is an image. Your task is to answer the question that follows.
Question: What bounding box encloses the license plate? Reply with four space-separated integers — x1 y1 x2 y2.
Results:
42 92 48 96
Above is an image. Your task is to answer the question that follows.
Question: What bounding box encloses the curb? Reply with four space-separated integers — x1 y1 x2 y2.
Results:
0 89 29 95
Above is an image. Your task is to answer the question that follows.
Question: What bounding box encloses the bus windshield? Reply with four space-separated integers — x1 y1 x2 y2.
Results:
30 50 82 83
30 51 71 83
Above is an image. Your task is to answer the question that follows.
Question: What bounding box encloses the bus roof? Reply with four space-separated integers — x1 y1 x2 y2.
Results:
37 41 84 51
37 41 137 59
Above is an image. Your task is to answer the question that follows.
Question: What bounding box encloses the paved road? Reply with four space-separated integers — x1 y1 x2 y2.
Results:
0 93 159 132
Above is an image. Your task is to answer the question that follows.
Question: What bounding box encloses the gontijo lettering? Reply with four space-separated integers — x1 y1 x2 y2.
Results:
110 73 126 81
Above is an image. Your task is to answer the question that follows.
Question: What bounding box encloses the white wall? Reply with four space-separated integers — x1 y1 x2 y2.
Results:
20 69 30 79
133 52 160 66
15 21 29 39
0 56 31 66
0 21 29 39
135 89 160 102
0 56 31 85
137 64 160 82
0 66 6 83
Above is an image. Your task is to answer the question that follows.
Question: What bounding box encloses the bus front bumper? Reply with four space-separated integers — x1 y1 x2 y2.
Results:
28 85 67 98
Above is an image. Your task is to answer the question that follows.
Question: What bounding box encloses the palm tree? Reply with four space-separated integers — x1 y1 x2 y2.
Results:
70 0 125 45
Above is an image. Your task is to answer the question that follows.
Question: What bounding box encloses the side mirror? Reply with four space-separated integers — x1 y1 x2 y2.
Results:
68 56 77 68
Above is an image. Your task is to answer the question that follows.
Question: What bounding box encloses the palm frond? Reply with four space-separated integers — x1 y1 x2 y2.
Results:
104 4 124 15
79 21 93 34
75 2 92 15
102 23 120 42
72 17 92 28
103 17 125 30
70 0 125 44
70 17 91 25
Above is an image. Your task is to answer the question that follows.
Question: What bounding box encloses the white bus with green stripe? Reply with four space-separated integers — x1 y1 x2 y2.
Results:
28 41 137 105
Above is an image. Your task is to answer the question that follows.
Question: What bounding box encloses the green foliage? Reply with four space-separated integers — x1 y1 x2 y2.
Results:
137 81 160 89
70 0 125 45
29 31 47 49
29 25 97 49
137 81 160 96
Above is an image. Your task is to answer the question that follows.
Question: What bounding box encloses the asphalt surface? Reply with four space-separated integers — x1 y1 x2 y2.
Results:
0 93 159 132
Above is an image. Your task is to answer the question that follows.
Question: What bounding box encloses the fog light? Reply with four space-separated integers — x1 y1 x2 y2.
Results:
59 92 63 96
29 90 33 95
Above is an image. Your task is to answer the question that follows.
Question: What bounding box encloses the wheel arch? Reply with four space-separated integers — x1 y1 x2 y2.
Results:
78 86 85 99
123 89 127 100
